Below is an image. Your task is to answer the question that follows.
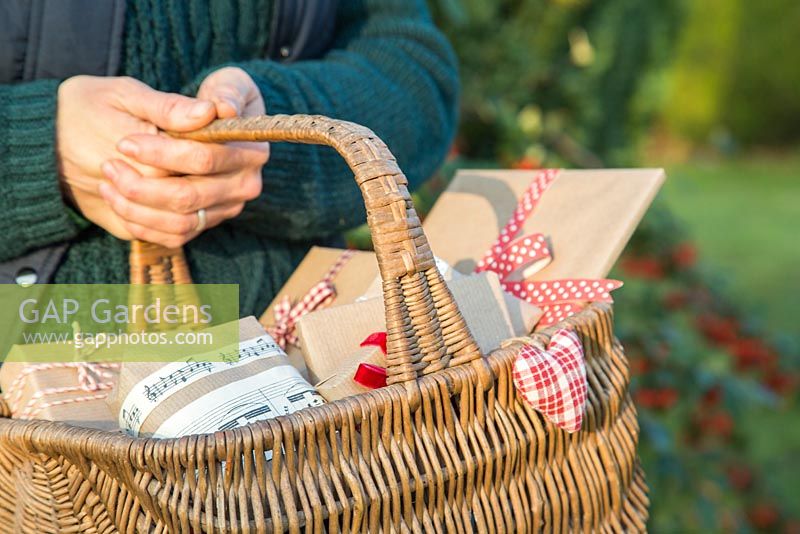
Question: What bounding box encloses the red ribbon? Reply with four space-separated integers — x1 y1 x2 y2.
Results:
359 332 387 354
354 363 387 389
476 169 622 327
267 250 355 349
353 332 389 389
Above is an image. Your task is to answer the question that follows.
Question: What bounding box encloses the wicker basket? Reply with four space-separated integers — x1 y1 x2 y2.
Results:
0 115 648 533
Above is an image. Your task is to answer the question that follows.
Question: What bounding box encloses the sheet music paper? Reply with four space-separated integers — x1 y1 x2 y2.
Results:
154 365 324 438
119 334 291 436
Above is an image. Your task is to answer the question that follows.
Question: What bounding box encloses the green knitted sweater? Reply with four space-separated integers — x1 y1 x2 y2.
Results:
0 0 458 317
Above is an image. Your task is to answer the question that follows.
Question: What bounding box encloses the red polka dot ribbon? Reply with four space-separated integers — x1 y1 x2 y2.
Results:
502 278 624 326
477 168 559 272
475 169 622 327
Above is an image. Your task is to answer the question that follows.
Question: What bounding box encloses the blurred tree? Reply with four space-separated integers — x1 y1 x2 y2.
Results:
661 0 800 146
661 0 741 143
726 0 800 145
429 0 683 167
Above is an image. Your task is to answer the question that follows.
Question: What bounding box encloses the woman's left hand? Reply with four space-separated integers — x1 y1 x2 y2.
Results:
99 67 269 248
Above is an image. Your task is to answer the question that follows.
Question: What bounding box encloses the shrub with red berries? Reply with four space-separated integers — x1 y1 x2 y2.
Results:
615 200 798 531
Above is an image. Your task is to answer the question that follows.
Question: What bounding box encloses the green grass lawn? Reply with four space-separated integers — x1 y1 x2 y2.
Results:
660 151 800 340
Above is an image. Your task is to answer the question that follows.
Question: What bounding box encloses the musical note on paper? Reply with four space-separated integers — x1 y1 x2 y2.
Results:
220 347 240 365
121 405 141 429
119 334 287 436
221 336 280 365
154 365 325 438
144 360 213 402
218 405 273 431
285 386 324 412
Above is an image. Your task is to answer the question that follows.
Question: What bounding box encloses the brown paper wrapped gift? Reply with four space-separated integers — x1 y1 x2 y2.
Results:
0 350 120 431
315 345 387 402
260 247 378 321
422 168 665 276
297 272 542 384
259 247 378 376
358 256 462 302
107 316 323 438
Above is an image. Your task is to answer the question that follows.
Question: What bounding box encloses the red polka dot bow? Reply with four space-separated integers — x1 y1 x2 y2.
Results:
475 169 622 327
513 329 587 432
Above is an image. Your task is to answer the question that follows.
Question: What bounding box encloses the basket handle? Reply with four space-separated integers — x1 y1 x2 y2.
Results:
133 114 484 386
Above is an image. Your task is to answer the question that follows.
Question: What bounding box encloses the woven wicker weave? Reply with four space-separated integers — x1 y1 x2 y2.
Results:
0 115 648 532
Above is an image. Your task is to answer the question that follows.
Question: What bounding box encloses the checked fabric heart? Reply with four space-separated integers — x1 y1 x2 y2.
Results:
513 329 587 433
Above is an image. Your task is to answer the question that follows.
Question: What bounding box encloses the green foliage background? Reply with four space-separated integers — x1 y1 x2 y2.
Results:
663 0 800 145
430 0 682 167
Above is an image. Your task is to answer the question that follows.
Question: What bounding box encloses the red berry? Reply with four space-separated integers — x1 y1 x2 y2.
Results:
747 503 780 530
512 156 540 170
635 387 678 410
635 388 660 409
656 388 679 409
764 372 797 396
620 256 665 280
731 338 777 370
705 412 734 438
672 242 698 269
726 465 753 491
696 314 739 345
701 386 722 408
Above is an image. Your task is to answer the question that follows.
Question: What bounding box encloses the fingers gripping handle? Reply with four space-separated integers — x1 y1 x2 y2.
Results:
141 114 484 385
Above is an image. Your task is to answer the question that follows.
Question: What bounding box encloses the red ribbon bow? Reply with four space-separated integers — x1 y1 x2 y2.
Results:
475 168 622 327
267 250 354 349
267 283 336 349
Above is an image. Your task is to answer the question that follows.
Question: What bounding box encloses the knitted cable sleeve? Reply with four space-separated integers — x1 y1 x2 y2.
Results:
0 79 82 262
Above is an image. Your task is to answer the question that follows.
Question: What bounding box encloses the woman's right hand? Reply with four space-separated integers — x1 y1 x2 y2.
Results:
56 76 217 241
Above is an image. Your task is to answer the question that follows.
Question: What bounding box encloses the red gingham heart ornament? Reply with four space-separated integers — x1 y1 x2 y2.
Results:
512 329 587 432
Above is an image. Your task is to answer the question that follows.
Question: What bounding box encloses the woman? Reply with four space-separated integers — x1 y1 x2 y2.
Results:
0 0 459 316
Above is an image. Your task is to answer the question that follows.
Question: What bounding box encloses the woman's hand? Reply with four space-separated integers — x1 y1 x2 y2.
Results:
57 75 218 241
99 67 269 248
